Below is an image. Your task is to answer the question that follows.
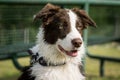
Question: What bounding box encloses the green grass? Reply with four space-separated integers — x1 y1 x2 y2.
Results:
88 42 120 58
0 42 120 80
0 58 30 80
86 42 120 80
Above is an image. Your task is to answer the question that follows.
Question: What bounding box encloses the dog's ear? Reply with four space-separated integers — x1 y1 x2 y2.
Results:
34 3 60 23
72 8 97 29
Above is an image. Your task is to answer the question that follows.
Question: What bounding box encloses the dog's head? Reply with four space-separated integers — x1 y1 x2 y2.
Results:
34 3 96 57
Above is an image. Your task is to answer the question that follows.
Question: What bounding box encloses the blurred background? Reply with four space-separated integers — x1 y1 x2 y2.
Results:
0 0 120 80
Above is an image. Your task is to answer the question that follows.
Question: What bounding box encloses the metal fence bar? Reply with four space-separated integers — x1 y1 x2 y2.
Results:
0 0 120 6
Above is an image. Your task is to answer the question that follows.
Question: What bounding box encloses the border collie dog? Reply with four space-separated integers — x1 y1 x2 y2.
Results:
18 3 96 80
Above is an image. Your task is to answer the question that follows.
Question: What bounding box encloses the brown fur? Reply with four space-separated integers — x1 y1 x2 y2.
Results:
43 9 71 44
72 8 97 28
34 3 60 25
34 3 71 44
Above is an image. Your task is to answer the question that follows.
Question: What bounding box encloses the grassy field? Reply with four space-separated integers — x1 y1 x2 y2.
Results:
0 42 120 80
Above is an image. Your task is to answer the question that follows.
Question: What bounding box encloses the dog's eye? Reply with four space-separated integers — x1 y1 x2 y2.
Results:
59 23 63 30
76 20 83 31
59 26 63 29
76 26 82 31
77 27 80 30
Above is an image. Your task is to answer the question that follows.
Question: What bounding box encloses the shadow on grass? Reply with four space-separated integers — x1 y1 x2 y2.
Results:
86 75 120 80
0 74 20 80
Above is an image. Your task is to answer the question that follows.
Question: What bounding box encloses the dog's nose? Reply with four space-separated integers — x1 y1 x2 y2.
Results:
72 38 82 48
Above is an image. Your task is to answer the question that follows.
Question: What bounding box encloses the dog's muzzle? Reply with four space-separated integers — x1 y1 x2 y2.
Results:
58 45 79 57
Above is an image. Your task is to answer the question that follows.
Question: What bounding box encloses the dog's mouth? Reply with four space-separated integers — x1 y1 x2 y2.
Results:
58 45 78 57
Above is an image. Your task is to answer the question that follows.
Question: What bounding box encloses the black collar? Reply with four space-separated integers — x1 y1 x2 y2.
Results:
28 50 66 66
38 57 66 66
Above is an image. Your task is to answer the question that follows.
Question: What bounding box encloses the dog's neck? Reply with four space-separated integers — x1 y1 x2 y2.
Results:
28 50 66 66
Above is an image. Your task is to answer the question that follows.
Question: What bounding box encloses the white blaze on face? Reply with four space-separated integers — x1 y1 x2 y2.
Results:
57 10 83 51
67 10 82 40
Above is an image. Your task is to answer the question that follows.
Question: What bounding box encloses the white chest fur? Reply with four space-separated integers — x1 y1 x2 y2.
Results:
31 63 85 80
